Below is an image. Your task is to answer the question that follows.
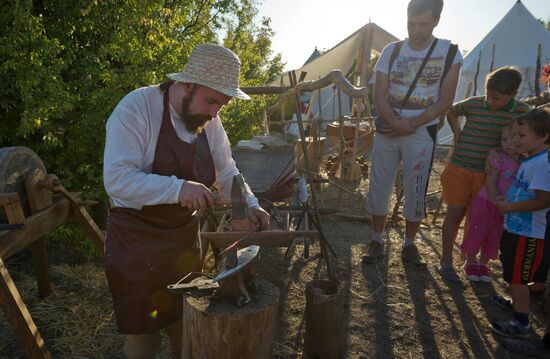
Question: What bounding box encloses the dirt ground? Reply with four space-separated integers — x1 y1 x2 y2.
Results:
1 148 548 358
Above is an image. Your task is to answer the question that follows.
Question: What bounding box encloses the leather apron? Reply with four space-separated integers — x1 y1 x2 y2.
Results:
104 81 215 334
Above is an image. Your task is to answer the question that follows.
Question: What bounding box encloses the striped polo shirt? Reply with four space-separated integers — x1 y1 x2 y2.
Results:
450 96 530 171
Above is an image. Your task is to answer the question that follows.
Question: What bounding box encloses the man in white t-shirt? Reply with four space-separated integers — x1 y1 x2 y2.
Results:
103 44 270 358
363 0 462 266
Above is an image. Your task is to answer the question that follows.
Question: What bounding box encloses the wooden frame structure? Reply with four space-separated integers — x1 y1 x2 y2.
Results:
0 170 104 358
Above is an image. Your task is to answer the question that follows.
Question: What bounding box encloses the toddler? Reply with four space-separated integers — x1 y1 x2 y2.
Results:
461 125 520 281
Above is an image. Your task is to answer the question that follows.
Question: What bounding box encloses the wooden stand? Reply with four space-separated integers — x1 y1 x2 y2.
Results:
325 123 373 181
296 136 326 171
181 280 279 359
304 279 344 359
0 166 104 358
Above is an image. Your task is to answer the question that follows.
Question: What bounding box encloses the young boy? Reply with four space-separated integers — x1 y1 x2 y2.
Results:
491 108 550 338
499 145 550 356
438 66 530 282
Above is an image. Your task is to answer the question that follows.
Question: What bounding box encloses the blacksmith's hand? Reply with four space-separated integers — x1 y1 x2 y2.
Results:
178 181 214 211
247 207 270 231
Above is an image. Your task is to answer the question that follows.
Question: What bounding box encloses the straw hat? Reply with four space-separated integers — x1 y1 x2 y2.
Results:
167 44 250 100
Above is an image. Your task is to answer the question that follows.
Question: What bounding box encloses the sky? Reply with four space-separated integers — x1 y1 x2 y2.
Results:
258 0 550 71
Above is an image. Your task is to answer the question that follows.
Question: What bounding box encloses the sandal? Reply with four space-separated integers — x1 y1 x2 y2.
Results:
499 337 550 357
492 318 531 339
491 294 513 312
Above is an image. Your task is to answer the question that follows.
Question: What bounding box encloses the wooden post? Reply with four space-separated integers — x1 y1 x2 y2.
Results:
304 279 344 359
0 257 52 358
181 280 279 359
0 193 26 225
280 76 286 142
262 109 269 135
25 169 53 297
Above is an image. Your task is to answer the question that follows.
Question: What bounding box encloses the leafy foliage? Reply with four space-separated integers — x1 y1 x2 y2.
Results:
0 0 283 234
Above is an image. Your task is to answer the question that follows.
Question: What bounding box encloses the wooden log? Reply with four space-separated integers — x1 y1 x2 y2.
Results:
304 280 344 359
0 257 52 358
0 199 71 260
2 196 26 225
203 230 319 249
73 207 105 254
182 280 279 359
26 169 53 297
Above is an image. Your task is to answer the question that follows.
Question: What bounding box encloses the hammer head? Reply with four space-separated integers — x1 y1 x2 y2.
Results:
231 174 248 220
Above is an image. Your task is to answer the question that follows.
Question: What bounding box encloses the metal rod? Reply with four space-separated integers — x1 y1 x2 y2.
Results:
293 93 335 279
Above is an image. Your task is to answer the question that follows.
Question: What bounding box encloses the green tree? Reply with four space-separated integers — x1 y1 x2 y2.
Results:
221 0 283 143
0 0 282 234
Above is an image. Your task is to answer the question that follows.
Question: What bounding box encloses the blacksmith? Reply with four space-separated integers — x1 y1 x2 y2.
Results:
103 43 269 358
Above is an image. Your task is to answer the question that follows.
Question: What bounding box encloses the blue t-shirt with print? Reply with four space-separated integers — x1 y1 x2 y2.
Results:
504 149 550 239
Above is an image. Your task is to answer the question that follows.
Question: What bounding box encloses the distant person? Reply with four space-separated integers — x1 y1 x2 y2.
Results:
103 43 269 358
459 125 520 282
438 67 529 282
363 0 462 265
490 108 550 338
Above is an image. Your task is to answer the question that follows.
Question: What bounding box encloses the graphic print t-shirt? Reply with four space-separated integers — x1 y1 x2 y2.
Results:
504 149 550 239
373 38 462 128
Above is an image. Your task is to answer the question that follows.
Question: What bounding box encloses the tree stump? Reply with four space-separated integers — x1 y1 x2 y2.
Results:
304 279 344 359
181 280 279 359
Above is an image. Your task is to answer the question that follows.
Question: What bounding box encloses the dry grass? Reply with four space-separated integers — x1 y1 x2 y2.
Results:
0 148 548 358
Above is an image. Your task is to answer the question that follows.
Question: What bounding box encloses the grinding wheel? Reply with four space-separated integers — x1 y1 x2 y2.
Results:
0 146 47 222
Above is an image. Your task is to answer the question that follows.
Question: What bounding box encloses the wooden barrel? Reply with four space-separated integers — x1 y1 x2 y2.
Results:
304 279 344 359
325 122 373 154
181 280 279 359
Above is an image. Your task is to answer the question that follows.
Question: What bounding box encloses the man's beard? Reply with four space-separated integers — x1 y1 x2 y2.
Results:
180 92 211 133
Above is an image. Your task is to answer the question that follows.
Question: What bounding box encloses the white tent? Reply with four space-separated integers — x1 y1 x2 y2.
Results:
275 22 398 125
440 0 550 144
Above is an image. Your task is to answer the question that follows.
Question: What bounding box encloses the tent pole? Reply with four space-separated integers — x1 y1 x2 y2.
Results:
489 44 495 73
473 51 482 96
535 44 542 96
293 94 335 280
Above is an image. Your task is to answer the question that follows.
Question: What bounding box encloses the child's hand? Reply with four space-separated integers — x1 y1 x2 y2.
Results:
485 148 504 174
494 197 510 215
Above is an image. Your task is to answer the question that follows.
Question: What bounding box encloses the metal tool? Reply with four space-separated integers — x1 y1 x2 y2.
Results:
213 245 259 282
168 245 260 306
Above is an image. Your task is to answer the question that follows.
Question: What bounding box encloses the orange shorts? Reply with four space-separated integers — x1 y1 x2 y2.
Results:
441 162 486 207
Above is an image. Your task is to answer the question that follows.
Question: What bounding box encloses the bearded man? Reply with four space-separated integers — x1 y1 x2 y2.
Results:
103 43 269 358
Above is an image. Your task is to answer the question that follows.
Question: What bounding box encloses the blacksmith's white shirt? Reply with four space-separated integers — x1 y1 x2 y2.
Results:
103 85 259 210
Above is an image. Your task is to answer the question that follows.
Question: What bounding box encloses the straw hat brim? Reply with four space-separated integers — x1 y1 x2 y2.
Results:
167 72 251 100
